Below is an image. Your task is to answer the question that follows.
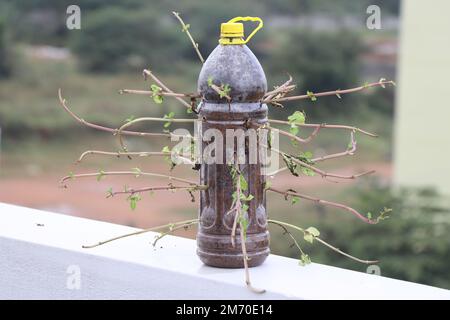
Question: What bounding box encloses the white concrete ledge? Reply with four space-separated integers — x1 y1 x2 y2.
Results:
0 202 449 300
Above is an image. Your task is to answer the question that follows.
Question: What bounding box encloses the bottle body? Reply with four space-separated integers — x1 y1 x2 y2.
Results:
196 44 270 268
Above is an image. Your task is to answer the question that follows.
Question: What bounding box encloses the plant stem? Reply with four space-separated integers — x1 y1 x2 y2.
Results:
82 219 198 249
172 11 205 64
268 219 378 264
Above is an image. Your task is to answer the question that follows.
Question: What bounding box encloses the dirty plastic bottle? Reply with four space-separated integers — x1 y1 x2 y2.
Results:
196 17 270 268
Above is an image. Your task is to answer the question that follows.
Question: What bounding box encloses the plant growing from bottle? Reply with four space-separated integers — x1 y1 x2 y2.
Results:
58 13 395 293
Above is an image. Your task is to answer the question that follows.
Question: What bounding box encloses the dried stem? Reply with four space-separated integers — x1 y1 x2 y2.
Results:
77 150 194 165
266 80 395 104
272 147 375 180
82 219 198 249
312 130 357 163
119 89 199 99
142 69 192 109
240 220 265 294
172 11 205 63
152 220 198 246
268 120 378 138
58 89 171 138
116 117 194 152
263 75 295 102
108 184 207 198
270 125 322 144
60 170 198 187
209 83 231 101
268 219 378 264
268 187 376 224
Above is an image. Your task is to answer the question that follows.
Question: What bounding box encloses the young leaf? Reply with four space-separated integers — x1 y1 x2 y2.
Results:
305 226 320 237
291 196 300 205
239 174 248 191
264 180 272 190
96 170 105 181
207 76 214 87
299 253 311 266
287 111 306 125
239 214 249 241
132 167 142 178
306 91 317 101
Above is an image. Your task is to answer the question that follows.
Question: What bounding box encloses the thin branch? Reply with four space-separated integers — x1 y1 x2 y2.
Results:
152 220 198 246
172 11 205 63
116 117 193 152
268 219 378 264
269 125 322 144
82 219 198 249
77 150 194 165
272 147 375 180
119 89 199 99
311 130 357 163
268 120 378 138
142 69 192 109
209 83 231 101
268 187 376 224
108 185 207 198
60 170 198 187
240 220 265 294
58 89 171 138
266 80 396 103
263 74 295 101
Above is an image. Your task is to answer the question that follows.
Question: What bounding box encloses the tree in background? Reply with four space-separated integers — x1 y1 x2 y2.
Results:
0 17 12 78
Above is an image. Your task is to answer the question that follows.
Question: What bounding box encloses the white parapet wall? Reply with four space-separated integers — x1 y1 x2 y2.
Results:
0 202 449 300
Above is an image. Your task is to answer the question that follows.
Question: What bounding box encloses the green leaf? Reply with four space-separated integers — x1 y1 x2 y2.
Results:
287 111 306 125
162 146 171 153
153 94 164 104
125 115 135 123
301 167 315 177
132 167 142 178
299 253 311 266
281 153 299 177
239 174 248 191
291 196 300 205
163 112 175 128
240 194 254 202
302 151 313 159
207 77 214 87
128 194 141 211
264 180 272 190
305 226 320 237
239 214 249 240
304 233 314 244
68 172 74 179
106 187 113 197
379 78 386 88
367 212 373 220
150 84 163 104
96 170 105 181
289 124 299 136
182 24 190 32
306 91 317 101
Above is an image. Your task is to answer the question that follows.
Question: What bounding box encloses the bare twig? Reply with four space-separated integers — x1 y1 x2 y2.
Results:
312 130 357 163
142 69 192 109
172 11 205 63
152 220 198 246
116 117 194 152
268 120 378 138
119 89 200 99
266 80 396 104
82 219 198 249
272 147 375 180
58 89 171 138
268 219 378 264
77 150 194 165
60 170 198 187
107 184 207 198
209 83 231 101
268 187 376 224
263 74 295 101
240 220 266 294
269 125 322 144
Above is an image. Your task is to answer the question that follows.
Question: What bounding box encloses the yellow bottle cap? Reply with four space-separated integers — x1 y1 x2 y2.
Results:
219 17 263 45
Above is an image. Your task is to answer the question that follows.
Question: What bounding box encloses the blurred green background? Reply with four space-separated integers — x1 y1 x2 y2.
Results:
0 0 448 290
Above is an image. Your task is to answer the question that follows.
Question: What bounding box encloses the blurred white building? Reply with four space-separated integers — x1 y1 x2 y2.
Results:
394 0 450 194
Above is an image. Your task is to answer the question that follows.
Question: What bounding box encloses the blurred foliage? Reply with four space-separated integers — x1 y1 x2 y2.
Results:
268 29 364 118
0 17 12 78
274 180 450 289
